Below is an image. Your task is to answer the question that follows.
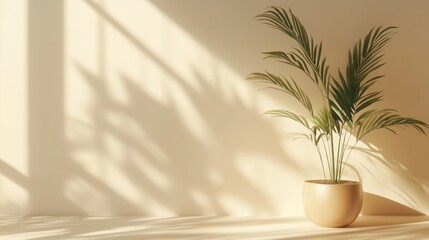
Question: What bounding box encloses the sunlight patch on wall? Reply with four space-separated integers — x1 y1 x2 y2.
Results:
0 0 29 214
0 176 28 215
0 0 28 176
168 82 213 145
64 177 112 215
235 151 304 215
189 189 216 215
217 192 254 215
98 166 142 207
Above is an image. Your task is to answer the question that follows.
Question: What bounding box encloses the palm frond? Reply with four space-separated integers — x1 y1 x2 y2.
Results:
330 26 397 122
256 7 330 92
355 109 428 140
286 132 312 141
263 51 312 80
248 72 313 114
312 106 337 134
265 109 310 129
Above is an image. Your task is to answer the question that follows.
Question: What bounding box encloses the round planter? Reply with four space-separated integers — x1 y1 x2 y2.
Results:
303 180 363 227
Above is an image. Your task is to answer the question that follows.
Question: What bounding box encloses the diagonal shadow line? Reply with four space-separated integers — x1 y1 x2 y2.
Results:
81 0 303 215
0 159 29 189
353 146 428 211
84 0 188 87
72 62 170 171
71 162 137 212
70 63 178 214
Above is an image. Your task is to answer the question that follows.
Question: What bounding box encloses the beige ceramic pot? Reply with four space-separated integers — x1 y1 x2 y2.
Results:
303 180 363 227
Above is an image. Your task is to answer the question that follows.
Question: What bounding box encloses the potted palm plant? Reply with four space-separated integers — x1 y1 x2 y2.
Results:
249 7 428 227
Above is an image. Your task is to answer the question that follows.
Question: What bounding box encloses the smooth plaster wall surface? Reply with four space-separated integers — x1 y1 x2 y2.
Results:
0 0 428 216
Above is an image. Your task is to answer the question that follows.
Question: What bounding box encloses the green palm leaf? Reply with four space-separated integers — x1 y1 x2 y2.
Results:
355 109 428 140
287 132 312 141
330 26 397 122
313 106 337 134
265 109 310 129
256 7 330 92
248 72 313 114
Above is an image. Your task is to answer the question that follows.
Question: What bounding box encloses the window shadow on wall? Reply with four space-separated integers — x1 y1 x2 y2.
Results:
68 6 301 212
12 0 305 217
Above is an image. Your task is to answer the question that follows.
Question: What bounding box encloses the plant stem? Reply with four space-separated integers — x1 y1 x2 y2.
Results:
338 129 348 180
330 133 336 182
321 136 331 180
336 130 343 182
340 138 358 179
316 145 326 180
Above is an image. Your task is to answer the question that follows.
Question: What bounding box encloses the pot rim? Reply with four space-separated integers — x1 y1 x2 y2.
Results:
305 180 361 185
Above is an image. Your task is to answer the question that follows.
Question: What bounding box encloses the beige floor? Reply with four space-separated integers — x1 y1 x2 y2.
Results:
0 216 428 240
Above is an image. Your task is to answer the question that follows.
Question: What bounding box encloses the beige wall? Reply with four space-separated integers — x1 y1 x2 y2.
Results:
0 0 428 216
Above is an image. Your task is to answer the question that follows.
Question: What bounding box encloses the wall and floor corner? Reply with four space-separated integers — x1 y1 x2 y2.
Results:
0 0 428 217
